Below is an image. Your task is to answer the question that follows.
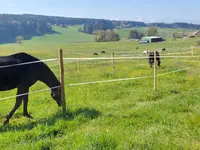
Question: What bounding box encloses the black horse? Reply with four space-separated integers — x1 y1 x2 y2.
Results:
0 52 62 125
101 51 106 54
93 53 98 56
148 51 161 68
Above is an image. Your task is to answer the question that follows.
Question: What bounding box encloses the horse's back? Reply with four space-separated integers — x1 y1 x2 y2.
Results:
0 56 21 66
0 52 39 91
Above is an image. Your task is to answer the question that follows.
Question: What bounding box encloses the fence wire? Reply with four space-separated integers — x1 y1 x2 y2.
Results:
0 53 199 102
0 86 60 101
0 58 58 69
0 65 196 102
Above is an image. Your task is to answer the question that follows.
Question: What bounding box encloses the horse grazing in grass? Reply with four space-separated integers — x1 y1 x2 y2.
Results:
0 52 62 125
143 50 161 68
148 51 161 68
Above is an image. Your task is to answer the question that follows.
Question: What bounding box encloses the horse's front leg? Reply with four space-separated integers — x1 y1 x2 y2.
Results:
3 92 23 125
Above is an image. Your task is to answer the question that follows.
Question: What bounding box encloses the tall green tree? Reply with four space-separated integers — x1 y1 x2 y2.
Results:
94 30 120 42
147 26 158 36
16 36 24 45
129 29 144 39
173 32 183 38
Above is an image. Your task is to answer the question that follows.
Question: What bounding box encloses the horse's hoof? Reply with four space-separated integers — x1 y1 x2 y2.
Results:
24 114 33 119
3 120 9 125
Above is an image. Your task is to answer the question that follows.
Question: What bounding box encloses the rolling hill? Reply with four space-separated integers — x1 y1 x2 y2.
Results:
27 25 94 44
0 24 200 149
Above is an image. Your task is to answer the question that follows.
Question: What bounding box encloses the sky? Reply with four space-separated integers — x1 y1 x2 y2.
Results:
1 0 200 24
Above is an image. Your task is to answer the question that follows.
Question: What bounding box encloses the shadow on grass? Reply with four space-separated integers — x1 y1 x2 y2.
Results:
0 107 101 133
0 30 61 44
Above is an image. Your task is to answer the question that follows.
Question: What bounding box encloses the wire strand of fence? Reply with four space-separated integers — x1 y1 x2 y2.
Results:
65 65 197 87
157 67 193 76
167 51 192 55
63 55 200 61
0 86 60 101
181 60 200 63
66 75 153 87
0 58 58 69
0 64 198 102
0 53 196 70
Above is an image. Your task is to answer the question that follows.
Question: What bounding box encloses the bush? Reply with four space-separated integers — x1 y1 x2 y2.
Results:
16 36 24 45
129 30 144 39
173 32 183 38
94 30 120 42
147 26 158 36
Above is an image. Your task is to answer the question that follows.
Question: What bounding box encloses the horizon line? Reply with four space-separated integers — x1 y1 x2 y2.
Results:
0 13 200 25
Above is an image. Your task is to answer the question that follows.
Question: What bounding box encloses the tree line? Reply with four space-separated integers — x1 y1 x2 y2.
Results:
0 13 200 43
128 26 158 39
147 22 200 29
94 30 120 42
0 14 55 43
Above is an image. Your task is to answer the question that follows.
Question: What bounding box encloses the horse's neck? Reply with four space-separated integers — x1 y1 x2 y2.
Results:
39 64 60 88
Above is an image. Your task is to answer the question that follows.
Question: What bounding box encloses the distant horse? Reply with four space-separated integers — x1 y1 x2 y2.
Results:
143 50 148 55
143 50 161 68
101 51 106 54
162 48 166 51
148 51 161 68
0 52 62 125
93 53 98 56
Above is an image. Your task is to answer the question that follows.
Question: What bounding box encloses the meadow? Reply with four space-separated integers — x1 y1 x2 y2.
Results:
0 26 200 150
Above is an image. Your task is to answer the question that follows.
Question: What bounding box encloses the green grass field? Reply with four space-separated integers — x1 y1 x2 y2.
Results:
0 26 200 150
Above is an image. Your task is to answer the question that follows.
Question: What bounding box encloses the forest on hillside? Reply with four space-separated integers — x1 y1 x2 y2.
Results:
0 14 200 44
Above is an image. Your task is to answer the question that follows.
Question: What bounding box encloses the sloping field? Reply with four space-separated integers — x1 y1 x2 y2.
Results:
0 31 200 149
27 25 94 44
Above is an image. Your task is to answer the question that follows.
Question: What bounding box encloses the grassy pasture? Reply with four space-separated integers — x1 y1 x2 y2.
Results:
0 26 200 149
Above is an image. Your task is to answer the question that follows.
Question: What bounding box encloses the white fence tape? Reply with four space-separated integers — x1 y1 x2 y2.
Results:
0 58 57 69
67 75 153 86
157 67 193 76
0 55 199 102
0 86 60 101
0 55 198 70
63 55 200 61
167 51 192 55
67 66 195 87
0 65 195 102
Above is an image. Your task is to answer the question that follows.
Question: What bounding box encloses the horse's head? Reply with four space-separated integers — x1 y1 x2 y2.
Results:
51 87 62 107
143 50 149 55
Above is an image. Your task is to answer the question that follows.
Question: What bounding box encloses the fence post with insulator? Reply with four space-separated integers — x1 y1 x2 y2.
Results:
154 51 157 91
58 48 67 116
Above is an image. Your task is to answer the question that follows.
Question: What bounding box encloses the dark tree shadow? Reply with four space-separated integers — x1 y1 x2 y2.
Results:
0 107 101 133
0 31 61 44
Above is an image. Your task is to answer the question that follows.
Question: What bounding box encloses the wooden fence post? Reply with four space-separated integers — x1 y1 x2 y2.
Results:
112 52 115 70
154 51 157 91
77 59 80 72
191 45 194 56
58 49 67 116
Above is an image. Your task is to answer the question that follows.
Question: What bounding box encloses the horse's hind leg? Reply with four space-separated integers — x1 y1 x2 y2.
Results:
3 90 23 125
23 90 33 119
148 59 153 68
157 59 161 67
